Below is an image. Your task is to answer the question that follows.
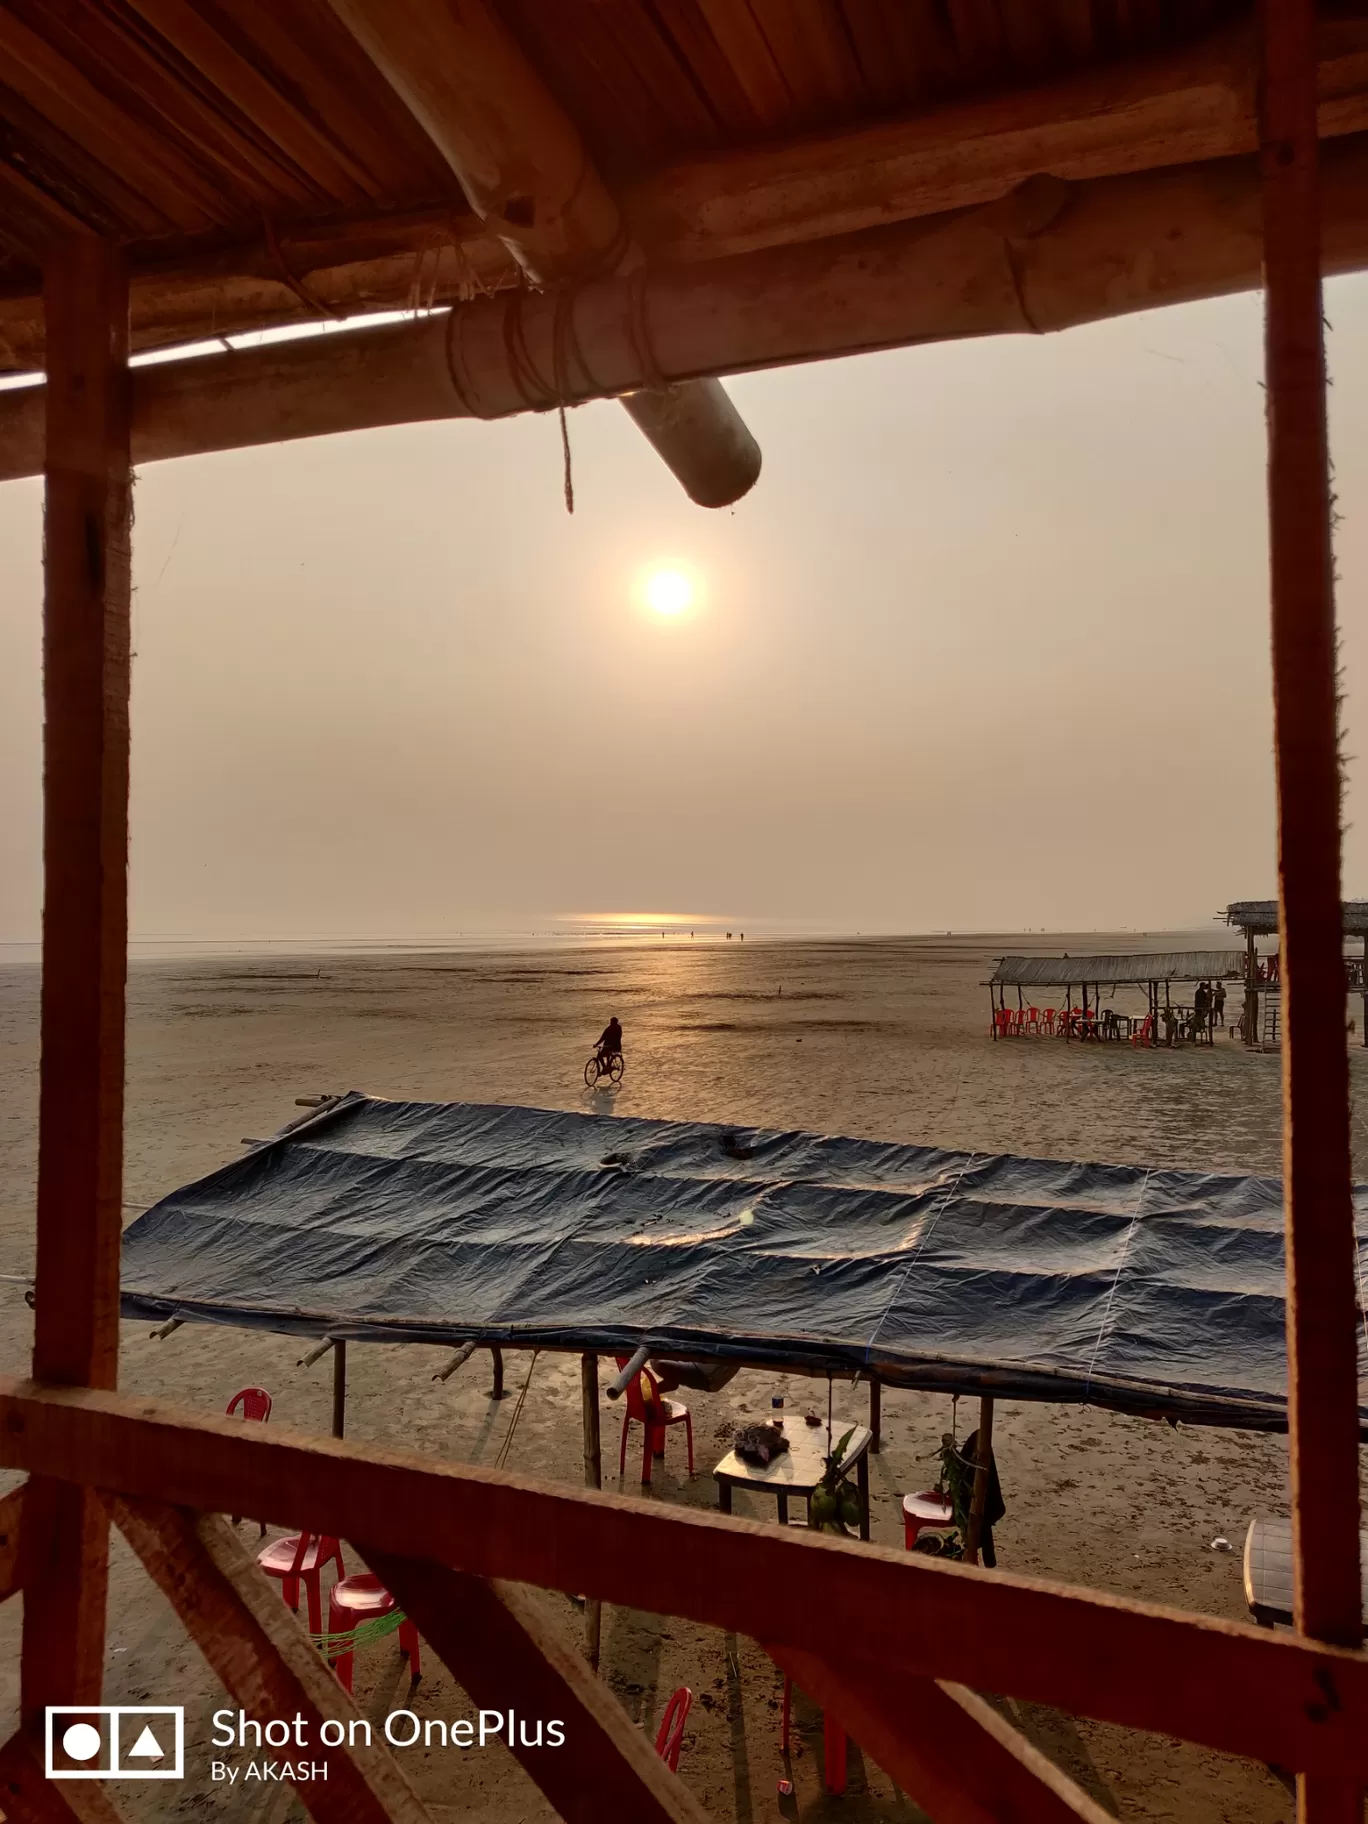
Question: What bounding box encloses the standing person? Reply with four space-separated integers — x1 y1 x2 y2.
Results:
1213 981 1227 1028
1193 981 1210 1044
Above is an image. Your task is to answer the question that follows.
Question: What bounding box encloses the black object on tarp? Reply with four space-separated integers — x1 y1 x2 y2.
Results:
120 1093 1368 1434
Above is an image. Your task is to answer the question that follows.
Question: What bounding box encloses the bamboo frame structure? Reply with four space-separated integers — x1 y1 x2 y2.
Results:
1 4 1364 1820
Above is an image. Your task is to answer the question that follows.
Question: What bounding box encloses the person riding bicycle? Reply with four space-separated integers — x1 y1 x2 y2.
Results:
595 1017 623 1074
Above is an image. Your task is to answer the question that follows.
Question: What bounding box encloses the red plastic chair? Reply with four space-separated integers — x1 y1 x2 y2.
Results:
1041 1008 1056 1035
328 1571 419 1692
992 1008 1012 1038
1024 1006 1040 1034
902 1489 956 1550
226 1386 272 1422
226 1387 271 1531
654 1686 692 1772
616 1357 694 1485
257 1531 344 1634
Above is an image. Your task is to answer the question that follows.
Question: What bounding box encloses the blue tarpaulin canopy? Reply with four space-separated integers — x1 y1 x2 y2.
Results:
121 1094 1368 1433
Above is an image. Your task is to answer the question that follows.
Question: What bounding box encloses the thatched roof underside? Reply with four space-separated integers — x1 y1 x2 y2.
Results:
0 0 1290 375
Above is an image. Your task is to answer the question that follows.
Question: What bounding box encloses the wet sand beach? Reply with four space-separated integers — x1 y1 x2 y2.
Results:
1 932 1364 1823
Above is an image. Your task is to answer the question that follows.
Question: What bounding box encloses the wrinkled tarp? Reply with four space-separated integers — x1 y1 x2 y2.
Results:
121 1095 1368 1433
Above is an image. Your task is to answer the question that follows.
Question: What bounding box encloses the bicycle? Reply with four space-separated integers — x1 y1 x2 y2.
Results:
584 1049 624 1089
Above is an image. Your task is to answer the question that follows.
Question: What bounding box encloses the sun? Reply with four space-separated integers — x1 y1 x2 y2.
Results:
643 567 693 618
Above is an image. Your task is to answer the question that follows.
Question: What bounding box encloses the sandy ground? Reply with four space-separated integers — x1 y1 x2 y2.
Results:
1 931 1365 1824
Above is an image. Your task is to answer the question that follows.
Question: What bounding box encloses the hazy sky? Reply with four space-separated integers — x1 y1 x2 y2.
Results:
4 275 1368 944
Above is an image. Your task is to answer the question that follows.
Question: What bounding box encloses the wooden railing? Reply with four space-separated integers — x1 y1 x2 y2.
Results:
0 1377 1366 1824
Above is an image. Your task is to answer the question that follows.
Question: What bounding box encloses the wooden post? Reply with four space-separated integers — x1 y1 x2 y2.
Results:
1360 936 1366 1047
869 1375 881 1453
581 1353 602 1671
1259 0 1364 1640
962 1397 995 1568
1246 929 1261 1045
1258 5 1364 1814
490 1346 505 1400
21 238 132 1726
332 1341 347 1440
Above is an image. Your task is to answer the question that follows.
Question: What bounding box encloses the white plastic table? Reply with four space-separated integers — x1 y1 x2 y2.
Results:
713 1422 872 1539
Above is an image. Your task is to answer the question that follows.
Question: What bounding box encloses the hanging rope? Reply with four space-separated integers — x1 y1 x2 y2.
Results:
557 406 574 514
494 1349 541 1470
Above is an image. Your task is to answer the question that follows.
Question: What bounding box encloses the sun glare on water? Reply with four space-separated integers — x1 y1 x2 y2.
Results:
642 567 694 618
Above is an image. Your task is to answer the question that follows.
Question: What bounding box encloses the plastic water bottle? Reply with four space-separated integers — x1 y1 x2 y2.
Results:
771 1391 784 1428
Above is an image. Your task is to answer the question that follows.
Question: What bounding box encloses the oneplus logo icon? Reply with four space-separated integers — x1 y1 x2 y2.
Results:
45 1707 185 1780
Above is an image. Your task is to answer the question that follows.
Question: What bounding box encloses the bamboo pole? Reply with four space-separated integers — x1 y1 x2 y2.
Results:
962 1398 996 1568
22 238 132 1725
332 1341 347 1440
606 1347 650 1401
1258 5 1363 1816
581 1353 603 1671
433 1341 479 1382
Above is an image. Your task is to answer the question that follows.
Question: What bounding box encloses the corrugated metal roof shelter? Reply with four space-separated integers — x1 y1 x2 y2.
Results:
119 1093 1368 1435
1226 900 1368 935
990 953 1245 988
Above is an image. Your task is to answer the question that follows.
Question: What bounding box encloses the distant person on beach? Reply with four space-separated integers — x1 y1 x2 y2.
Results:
1213 982 1227 1027
595 1016 623 1071
1193 981 1212 1044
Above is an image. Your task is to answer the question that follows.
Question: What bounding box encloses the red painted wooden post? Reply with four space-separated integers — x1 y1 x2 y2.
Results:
1257 5 1363 1815
21 237 132 1721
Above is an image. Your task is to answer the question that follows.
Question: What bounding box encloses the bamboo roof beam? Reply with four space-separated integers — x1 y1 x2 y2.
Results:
8 136 1368 486
322 0 760 508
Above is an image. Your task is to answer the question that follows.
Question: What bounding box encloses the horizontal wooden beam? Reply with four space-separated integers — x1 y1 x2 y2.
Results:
6 134 1368 487
110 1498 434 1824
3 1379 1366 1781
2 16 1368 372
369 1555 709 1824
